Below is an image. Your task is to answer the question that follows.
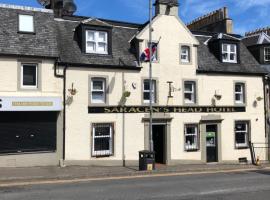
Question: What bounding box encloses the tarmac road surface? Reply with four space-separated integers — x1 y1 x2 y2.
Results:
1 170 270 200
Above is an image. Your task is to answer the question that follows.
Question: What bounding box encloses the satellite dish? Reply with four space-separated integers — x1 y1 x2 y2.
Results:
37 0 51 7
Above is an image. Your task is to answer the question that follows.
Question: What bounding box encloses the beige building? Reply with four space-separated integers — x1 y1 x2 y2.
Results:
54 0 268 166
0 5 63 167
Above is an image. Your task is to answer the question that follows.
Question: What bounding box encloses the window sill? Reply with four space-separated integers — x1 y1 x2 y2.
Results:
17 31 36 35
235 146 249 150
92 154 113 158
0 150 56 156
84 52 113 58
185 149 199 152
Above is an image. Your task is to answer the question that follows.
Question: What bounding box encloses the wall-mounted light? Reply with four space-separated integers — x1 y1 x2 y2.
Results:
68 83 77 96
214 90 222 100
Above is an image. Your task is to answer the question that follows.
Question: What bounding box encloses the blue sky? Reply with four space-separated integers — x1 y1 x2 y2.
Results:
1 0 270 35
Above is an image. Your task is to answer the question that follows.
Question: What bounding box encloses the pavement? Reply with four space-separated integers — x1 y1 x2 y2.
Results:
1 169 270 200
0 163 269 186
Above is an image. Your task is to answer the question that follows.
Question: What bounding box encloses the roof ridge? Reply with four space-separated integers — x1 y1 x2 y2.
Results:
0 3 53 13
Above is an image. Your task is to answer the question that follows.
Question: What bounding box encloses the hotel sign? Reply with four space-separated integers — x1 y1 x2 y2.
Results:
88 106 246 114
0 97 62 111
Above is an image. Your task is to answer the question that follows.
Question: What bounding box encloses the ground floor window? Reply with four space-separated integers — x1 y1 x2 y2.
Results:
92 123 114 157
235 121 249 148
184 124 199 151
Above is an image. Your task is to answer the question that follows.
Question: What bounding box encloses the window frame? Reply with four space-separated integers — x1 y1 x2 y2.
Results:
85 30 108 55
222 43 237 63
142 79 157 104
180 45 191 64
183 80 197 105
18 14 35 33
184 124 200 151
235 121 250 149
91 123 114 157
90 77 107 105
147 41 159 63
20 63 38 90
234 82 246 105
264 47 270 62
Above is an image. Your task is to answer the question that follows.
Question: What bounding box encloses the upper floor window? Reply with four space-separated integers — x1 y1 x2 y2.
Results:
180 46 190 63
222 43 237 63
21 64 38 89
19 14 34 33
234 82 245 104
92 123 113 157
91 78 106 104
235 121 249 149
264 47 270 62
148 42 158 62
184 81 196 104
184 124 199 151
86 30 108 54
143 79 156 104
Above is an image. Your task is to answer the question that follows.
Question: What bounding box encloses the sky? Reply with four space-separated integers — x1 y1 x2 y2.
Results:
1 0 270 35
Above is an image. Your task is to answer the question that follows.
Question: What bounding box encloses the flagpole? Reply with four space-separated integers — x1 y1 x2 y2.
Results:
149 0 153 153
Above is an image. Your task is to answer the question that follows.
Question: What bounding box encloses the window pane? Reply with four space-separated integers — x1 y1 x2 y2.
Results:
23 65 37 86
230 44 236 52
144 81 150 90
223 44 228 52
87 42 96 51
92 80 104 90
222 53 228 60
19 15 34 32
92 92 105 103
185 93 192 101
143 92 150 100
235 84 242 92
230 53 235 61
186 126 196 134
236 132 246 144
87 31 95 41
99 32 106 42
235 123 246 131
98 43 107 52
184 83 193 92
95 126 110 136
181 46 190 62
94 138 110 151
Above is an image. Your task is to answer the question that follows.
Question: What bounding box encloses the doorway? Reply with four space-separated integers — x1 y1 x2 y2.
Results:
206 124 218 163
152 124 166 164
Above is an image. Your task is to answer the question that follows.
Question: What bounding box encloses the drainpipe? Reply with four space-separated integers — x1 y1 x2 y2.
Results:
54 61 68 166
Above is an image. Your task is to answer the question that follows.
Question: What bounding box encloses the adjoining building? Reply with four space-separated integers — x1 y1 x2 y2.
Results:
52 1 268 166
0 4 63 167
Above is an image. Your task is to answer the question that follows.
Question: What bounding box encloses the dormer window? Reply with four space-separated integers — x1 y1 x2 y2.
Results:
264 47 270 62
86 30 108 54
18 14 34 33
222 43 237 63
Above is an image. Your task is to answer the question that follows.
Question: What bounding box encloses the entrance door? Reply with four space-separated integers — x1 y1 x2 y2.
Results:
152 125 166 164
206 124 218 163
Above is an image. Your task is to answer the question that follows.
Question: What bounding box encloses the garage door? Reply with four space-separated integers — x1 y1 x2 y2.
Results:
0 112 57 154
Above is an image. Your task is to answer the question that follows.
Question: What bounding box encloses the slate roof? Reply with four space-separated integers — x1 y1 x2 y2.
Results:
55 16 142 68
0 5 58 58
242 33 270 47
195 33 267 74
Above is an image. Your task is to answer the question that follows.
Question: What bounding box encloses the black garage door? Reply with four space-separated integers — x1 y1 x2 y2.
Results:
0 112 57 154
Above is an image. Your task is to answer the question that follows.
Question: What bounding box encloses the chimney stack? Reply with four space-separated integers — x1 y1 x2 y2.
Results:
44 0 77 17
154 0 179 17
187 7 233 34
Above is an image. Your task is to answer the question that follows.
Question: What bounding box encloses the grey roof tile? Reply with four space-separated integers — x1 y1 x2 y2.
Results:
0 7 58 58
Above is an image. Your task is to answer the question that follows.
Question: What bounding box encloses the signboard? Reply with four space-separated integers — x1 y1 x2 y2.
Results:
88 106 246 114
0 97 62 111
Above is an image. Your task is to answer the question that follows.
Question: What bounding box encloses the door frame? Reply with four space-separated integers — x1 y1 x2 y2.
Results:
143 114 172 165
200 119 222 163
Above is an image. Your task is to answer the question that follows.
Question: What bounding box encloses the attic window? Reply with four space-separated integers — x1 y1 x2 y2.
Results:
86 30 108 54
222 43 237 63
264 47 270 62
19 14 34 33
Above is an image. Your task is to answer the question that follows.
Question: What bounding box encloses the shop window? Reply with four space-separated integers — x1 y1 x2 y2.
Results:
184 124 199 151
86 30 108 54
235 121 249 149
92 123 113 157
234 82 245 104
184 81 196 104
143 79 157 104
19 14 34 33
222 43 237 63
21 64 38 89
180 46 190 63
91 78 106 104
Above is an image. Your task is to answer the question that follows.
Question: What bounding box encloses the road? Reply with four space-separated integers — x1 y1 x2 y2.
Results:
1 170 270 200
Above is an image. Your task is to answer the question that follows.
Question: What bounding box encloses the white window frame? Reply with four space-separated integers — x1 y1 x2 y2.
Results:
184 124 199 151
264 47 270 62
184 81 196 104
148 42 158 62
222 43 237 63
235 121 249 148
181 46 190 63
91 78 106 104
20 64 38 89
235 83 245 104
19 14 34 33
86 30 108 54
92 123 113 157
143 79 156 104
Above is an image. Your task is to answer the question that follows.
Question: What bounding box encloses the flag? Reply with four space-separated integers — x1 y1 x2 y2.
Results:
140 43 157 62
